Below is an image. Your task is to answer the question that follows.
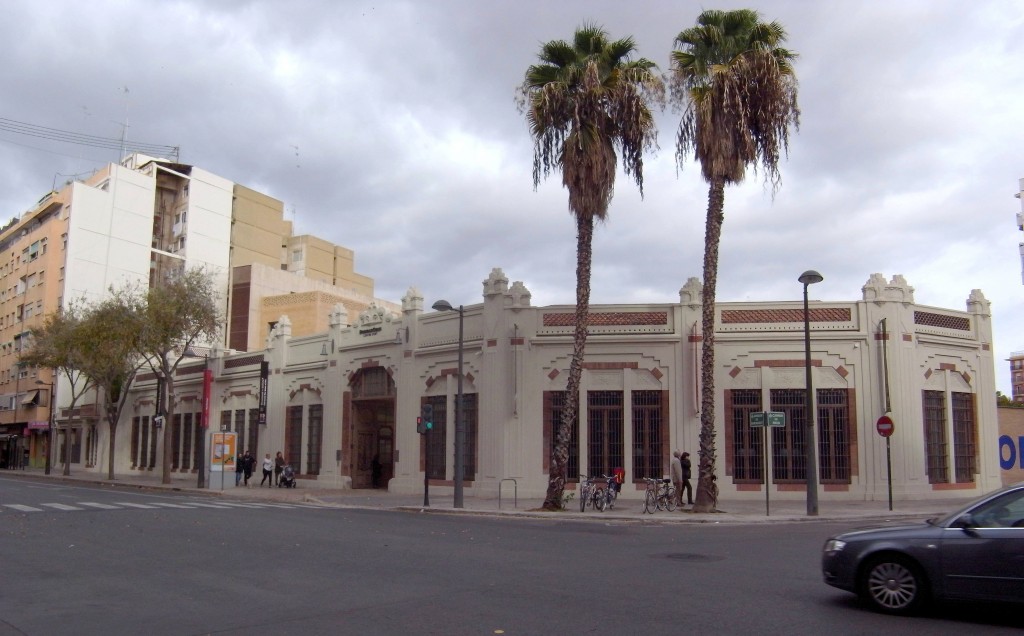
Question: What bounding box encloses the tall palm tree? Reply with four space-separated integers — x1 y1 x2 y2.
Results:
519 24 663 510
670 9 799 512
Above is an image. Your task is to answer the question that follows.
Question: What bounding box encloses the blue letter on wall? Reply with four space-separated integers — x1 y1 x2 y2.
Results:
999 435 1017 470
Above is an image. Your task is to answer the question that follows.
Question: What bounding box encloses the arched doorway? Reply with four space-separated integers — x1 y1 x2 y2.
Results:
349 367 396 489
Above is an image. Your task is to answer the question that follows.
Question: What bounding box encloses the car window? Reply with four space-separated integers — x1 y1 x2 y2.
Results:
968 489 1024 528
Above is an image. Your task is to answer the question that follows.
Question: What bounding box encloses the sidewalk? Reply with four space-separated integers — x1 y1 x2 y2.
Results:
4 467 973 525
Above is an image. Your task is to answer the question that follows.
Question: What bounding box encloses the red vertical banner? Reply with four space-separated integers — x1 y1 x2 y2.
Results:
201 368 213 429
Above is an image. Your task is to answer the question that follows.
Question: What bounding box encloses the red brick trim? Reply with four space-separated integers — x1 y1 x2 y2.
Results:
754 360 822 368
581 362 639 370
931 482 975 491
721 307 851 324
542 311 668 327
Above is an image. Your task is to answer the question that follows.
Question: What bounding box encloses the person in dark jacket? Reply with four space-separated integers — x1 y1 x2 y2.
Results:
242 450 255 487
680 451 694 506
274 451 285 486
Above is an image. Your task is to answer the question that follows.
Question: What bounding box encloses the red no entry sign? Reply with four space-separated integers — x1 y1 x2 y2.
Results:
876 415 895 438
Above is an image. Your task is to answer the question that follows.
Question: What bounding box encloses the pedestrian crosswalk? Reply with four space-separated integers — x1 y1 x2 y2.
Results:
0 500 323 513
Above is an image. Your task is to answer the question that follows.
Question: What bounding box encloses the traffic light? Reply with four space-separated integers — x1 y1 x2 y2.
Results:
421 403 433 432
416 417 425 435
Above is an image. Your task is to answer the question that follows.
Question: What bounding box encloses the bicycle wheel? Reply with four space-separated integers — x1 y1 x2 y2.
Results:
644 489 657 514
664 486 677 511
594 487 607 512
580 485 589 512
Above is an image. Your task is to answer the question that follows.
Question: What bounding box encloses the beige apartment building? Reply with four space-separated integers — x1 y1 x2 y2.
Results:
0 154 391 472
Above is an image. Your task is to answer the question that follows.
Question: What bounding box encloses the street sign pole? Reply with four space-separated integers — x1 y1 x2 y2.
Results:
876 415 895 511
750 411 770 516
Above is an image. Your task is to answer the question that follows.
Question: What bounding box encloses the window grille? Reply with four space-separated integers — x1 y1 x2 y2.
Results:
923 390 948 483
353 366 394 399
545 391 579 480
247 408 260 458
460 394 477 481
770 389 807 481
951 392 976 483
171 414 181 469
632 390 664 480
131 417 140 468
139 416 150 469
730 390 763 481
817 389 851 483
286 405 303 474
181 412 193 471
587 391 624 478
307 404 323 475
425 396 447 479
192 415 202 470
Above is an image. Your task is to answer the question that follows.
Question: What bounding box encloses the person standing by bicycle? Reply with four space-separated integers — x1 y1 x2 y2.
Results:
680 451 694 506
671 450 684 508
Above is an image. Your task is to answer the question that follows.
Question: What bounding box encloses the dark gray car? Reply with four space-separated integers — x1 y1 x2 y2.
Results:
821 482 1024 614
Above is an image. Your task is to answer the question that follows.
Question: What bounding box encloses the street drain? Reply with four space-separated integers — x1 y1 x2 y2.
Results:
663 553 725 562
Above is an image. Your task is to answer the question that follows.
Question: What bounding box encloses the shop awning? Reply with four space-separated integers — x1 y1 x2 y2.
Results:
21 390 39 406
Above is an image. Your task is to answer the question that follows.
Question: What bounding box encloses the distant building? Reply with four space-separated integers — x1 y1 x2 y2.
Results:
1009 352 1024 402
1017 177 1024 283
0 153 392 472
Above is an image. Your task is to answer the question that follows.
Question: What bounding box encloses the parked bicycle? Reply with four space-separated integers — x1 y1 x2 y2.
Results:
642 477 677 514
578 474 601 512
595 474 620 512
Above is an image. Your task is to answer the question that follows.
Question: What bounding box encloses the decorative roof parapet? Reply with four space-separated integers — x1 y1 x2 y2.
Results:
266 314 292 349
483 267 509 296
679 277 702 309
862 273 915 304
508 280 531 310
402 287 423 313
966 289 990 316
329 303 348 328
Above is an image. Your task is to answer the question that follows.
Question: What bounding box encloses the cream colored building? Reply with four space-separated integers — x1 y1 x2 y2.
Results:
110 268 1002 505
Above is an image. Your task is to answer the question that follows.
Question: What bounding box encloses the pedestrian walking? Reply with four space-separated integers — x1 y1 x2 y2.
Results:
670 450 683 507
274 451 285 486
260 452 274 487
242 450 254 487
234 451 244 487
680 451 694 506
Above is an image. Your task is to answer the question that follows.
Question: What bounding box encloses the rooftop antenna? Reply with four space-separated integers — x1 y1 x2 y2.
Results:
117 86 130 162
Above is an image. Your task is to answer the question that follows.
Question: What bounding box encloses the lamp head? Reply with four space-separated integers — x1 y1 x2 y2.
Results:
432 300 454 312
798 270 823 286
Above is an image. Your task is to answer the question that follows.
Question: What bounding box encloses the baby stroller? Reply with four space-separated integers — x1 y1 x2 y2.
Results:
278 465 296 488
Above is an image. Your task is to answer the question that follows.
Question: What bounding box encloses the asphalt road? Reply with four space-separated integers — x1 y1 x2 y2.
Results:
0 476 1019 635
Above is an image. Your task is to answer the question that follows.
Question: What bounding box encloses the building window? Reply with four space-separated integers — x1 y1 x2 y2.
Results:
632 390 664 480
770 389 808 481
923 390 948 484
460 394 478 481
730 389 763 482
544 391 578 481
587 391 624 479
171 415 181 469
286 405 302 473
307 404 322 476
951 392 976 483
425 396 447 480
181 412 193 471
247 407 260 455
817 389 851 483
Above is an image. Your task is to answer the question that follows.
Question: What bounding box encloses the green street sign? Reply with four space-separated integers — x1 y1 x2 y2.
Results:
767 411 786 428
750 412 765 427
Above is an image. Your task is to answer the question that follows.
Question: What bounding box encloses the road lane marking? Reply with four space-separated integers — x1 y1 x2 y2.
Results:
41 503 83 511
148 502 198 509
4 504 43 512
111 502 160 509
77 502 121 509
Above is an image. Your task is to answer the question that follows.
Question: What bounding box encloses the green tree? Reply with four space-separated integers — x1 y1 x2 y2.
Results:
519 24 663 510
21 304 95 476
136 268 221 485
76 288 147 480
669 9 799 512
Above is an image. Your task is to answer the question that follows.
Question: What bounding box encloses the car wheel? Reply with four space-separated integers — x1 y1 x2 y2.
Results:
858 555 927 615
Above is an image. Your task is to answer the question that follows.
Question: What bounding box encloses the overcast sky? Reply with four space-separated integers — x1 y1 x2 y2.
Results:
2 1 1022 392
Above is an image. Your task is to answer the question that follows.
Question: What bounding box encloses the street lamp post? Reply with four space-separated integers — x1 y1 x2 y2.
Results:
799 270 823 517
36 379 55 475
431 299 464 509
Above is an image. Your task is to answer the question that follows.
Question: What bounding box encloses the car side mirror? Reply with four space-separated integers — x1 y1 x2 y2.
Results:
953 513 979 535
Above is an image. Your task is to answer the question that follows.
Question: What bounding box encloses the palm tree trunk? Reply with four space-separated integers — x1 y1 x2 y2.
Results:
693 178 726 513
542 214 594 510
